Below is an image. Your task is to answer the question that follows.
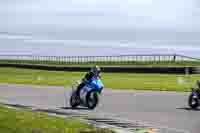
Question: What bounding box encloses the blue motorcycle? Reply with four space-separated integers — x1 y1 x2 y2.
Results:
70 77 104 110
188 88 200 109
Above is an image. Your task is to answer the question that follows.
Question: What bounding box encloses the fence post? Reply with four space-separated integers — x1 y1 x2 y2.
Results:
63 56 66 64
69 56 71 64
129 55 132 64
105 56 108 64
74 56 76 64
76 56 78 64
61 56 63 64
57 56 60 64
71 56 73 65
66 56 69 64
50 56 52 63
85 56 87 64
159 55 161 62
119 56 122 65
173 54 176 62
44 56 46 64
71 56 73 64
80 56 82 64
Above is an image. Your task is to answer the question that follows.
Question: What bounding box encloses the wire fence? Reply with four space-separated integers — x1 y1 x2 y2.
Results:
0 54 199 65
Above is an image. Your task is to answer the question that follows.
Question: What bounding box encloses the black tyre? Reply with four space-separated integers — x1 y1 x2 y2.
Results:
188 94 199 109
86 91 99 110
70 92 80 108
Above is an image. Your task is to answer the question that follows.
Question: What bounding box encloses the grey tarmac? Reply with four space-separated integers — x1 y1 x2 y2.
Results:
0 84 199 133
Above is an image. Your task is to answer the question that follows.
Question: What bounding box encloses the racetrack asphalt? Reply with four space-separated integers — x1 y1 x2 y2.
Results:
0 84 199 133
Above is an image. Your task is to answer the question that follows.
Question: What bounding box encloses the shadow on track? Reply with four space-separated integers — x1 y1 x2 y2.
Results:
61 106 92 111
176 107 200 111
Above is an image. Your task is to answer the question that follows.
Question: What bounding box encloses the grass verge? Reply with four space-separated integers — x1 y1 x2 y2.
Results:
0 67 199 91
0 104 114 133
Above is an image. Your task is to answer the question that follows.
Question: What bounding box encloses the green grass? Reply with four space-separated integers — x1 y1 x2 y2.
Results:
1 59 200 67
0 105 114 133
0 67 200 92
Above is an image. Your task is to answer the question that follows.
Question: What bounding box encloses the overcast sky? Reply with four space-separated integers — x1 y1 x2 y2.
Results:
1 0 200 57
0 0 199 31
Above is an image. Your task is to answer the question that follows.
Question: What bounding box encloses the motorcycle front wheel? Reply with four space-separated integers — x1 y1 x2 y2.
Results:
86 90 99 110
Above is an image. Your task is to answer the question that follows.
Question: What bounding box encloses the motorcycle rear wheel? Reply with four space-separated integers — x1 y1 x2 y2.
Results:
70 92 80 108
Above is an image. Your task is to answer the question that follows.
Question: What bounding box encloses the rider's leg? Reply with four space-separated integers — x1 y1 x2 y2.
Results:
76 82 85 97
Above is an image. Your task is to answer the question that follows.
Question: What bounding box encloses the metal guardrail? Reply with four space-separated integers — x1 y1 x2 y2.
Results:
0 54 199 64
0 63 197 74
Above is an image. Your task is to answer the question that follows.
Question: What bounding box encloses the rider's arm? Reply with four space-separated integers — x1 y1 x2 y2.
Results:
83 72 94 83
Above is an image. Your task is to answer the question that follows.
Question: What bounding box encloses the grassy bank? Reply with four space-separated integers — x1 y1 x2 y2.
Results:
1 59 200 67
0 67 199 91
0 105 114 133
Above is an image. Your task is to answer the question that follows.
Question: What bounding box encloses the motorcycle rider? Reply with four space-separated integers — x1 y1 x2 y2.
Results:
76 65 101 97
